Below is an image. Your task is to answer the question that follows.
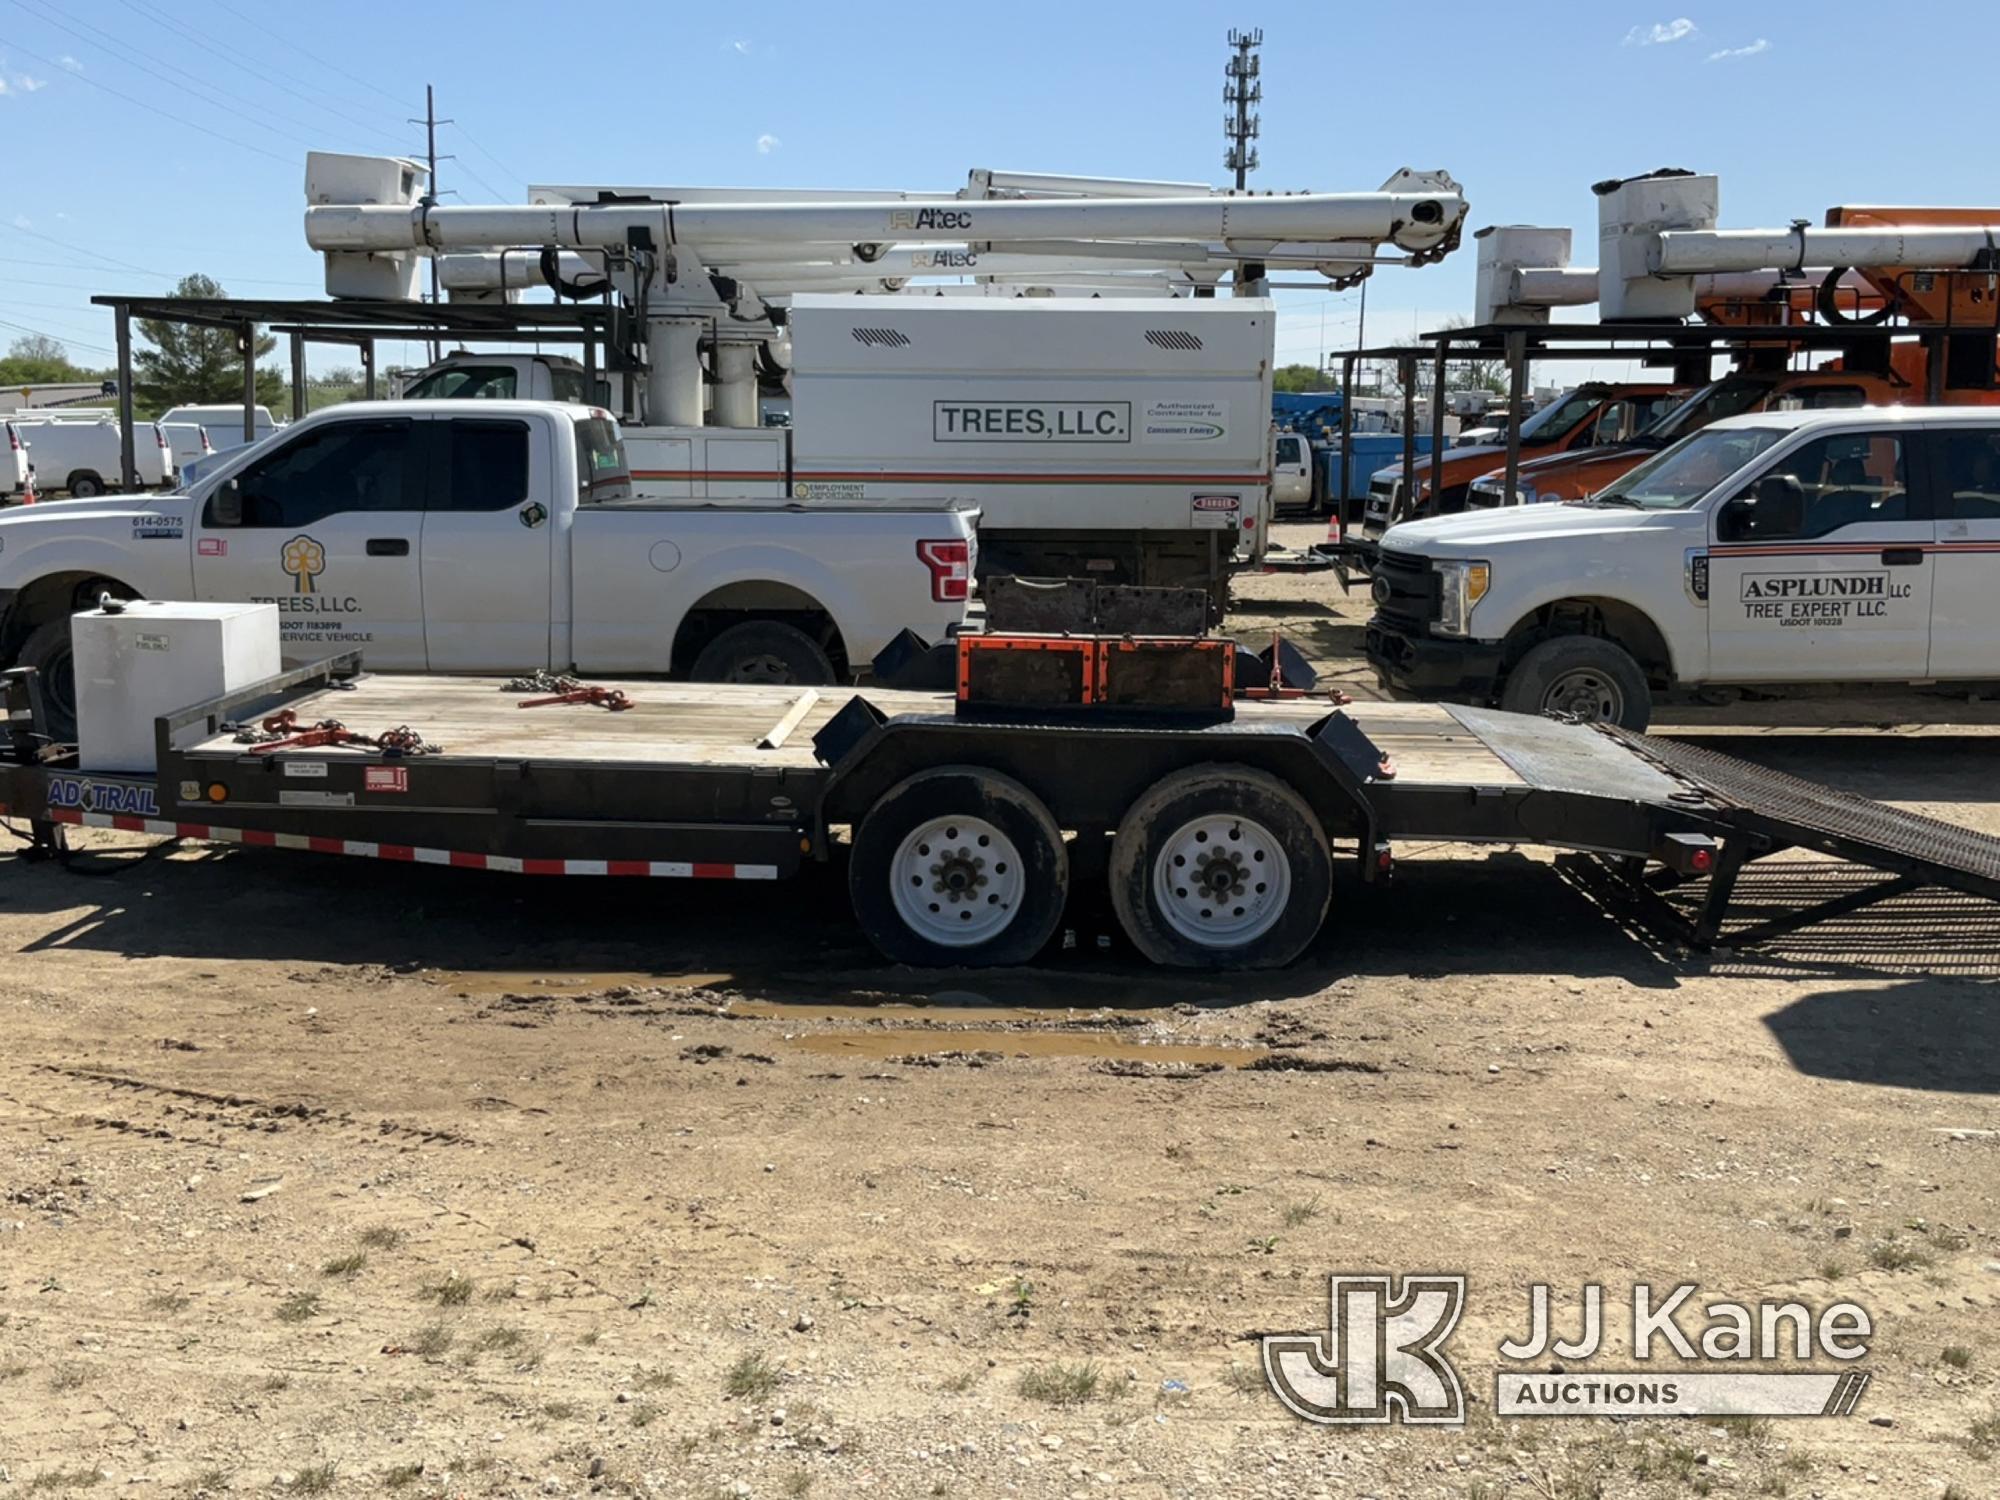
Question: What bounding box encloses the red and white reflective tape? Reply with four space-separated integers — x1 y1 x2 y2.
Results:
40 807 779 880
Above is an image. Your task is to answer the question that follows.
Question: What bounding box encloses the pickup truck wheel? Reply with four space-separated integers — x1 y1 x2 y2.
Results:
689 621 835 686
850 766 1068 967
17 617 79 741
1109 764 1330 969
66 472 104 498
1500 636 1651 730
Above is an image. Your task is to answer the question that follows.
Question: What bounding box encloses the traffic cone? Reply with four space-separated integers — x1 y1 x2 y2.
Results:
20 468 36 506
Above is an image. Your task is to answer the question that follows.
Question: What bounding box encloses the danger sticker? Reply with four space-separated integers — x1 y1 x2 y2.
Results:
364 766 409 794
1190 493 1242 530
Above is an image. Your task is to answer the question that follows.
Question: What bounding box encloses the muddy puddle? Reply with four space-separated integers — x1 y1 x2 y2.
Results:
425 966 1252 1023
792 1028 1269 1067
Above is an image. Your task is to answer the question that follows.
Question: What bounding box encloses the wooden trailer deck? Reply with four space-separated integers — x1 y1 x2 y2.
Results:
184 674 1530 789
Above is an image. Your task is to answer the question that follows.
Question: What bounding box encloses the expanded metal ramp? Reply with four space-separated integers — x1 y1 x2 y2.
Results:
1599 725 2000 945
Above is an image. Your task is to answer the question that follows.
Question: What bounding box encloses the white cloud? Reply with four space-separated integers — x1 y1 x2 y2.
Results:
12 213 32 229
756 133 780 154
1624 17 1696 44
0 77 9 97
1706 37 1770 60
58 54 83 72
15 74 45 92
728 38 752 54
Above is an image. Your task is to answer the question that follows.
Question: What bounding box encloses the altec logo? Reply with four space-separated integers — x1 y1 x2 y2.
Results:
889 207 973 233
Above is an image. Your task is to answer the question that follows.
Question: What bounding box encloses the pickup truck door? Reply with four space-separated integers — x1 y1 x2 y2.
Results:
190 416 427 668
1706 426 1934 682
1921 425 2000 678
419 416 557 671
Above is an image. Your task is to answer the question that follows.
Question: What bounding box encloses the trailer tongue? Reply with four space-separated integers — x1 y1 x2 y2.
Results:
5 616 1998 967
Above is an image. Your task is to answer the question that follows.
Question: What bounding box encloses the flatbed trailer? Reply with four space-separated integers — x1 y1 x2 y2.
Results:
5 655 1999 967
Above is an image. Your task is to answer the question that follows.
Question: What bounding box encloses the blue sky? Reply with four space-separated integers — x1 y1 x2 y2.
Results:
0 0 1988 382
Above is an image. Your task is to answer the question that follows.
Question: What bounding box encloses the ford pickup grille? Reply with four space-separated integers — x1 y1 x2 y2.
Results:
1370 548 1436 631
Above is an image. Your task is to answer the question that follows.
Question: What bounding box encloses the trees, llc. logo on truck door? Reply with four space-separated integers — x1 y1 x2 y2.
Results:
1263 1274 1467 1425
281 534 325 594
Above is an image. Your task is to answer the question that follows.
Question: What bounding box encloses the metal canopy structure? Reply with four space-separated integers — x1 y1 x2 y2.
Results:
89 294 615 489
1336 317 1994 521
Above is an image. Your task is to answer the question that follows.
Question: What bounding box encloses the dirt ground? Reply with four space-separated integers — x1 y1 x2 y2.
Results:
1 526 1996 1499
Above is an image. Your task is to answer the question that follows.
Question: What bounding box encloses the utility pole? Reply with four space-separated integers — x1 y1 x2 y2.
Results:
408 83 454 364
1222 29 1261 191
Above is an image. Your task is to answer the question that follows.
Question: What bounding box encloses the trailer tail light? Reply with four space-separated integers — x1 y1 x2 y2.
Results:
1657 831 1721 877
918 539 971 602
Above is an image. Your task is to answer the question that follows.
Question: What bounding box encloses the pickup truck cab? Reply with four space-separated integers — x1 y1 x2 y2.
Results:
1271 430 1314 513
1461 369 1895 511
0 401 975 736
1365 407 2000 730
1361 381 1687 540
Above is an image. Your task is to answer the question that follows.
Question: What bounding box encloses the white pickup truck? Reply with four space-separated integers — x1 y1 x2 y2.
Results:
0 400 976 736
1364 406 2000 730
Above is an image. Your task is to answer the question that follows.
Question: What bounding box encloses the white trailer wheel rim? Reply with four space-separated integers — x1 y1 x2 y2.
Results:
890 814 1027 948
1152 813 1292 949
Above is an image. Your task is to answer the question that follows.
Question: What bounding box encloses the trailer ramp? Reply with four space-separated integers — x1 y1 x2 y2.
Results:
1600 725 2000 945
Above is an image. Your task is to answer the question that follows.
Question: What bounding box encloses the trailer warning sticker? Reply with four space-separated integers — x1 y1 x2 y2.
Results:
932 400 1130 443
1739 570 1909 627
1190 493 1242 530
1141 399 1228 442
364 766 409 794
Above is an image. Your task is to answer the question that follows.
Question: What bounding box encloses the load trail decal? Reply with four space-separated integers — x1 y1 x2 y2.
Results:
46 776 159 818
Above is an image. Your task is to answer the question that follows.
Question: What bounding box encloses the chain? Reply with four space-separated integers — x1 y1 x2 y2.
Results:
503 670 578 695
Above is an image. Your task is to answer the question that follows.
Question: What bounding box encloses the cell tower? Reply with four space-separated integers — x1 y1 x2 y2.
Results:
1223 28 1262 191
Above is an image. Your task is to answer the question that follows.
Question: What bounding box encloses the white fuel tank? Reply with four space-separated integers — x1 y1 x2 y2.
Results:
74 600 281 773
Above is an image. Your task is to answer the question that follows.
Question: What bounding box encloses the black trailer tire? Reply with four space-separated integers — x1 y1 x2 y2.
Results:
689 620 836 686
66 471 104 499
1499 635 1651 730
849 766 1069 967
17 616 79 741
1109 764 1331 969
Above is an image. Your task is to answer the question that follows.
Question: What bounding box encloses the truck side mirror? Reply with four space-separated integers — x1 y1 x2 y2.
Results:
1751 473 1806 537
211 477 244 527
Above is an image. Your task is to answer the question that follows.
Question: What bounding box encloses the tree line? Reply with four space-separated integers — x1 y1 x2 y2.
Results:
3 273 372 418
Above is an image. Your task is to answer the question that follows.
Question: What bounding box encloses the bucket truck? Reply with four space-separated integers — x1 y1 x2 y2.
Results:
304 153 1468 604
1363 172 2000 729
1385 183 2000 526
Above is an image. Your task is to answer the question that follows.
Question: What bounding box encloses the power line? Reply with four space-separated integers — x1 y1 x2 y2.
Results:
111 0 400 145
207 0 417 114
2 219 173 279
9 0 339 153
450 122 521 193
0 315 115 356
0 30 291 164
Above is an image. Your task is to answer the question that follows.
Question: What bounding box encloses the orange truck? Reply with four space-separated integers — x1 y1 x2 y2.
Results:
1466 344 2000 509
1463 201 2000 509
1357 380 1687 540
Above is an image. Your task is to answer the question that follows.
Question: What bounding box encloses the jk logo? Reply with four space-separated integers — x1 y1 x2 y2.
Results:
1262 1274 1467 1425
